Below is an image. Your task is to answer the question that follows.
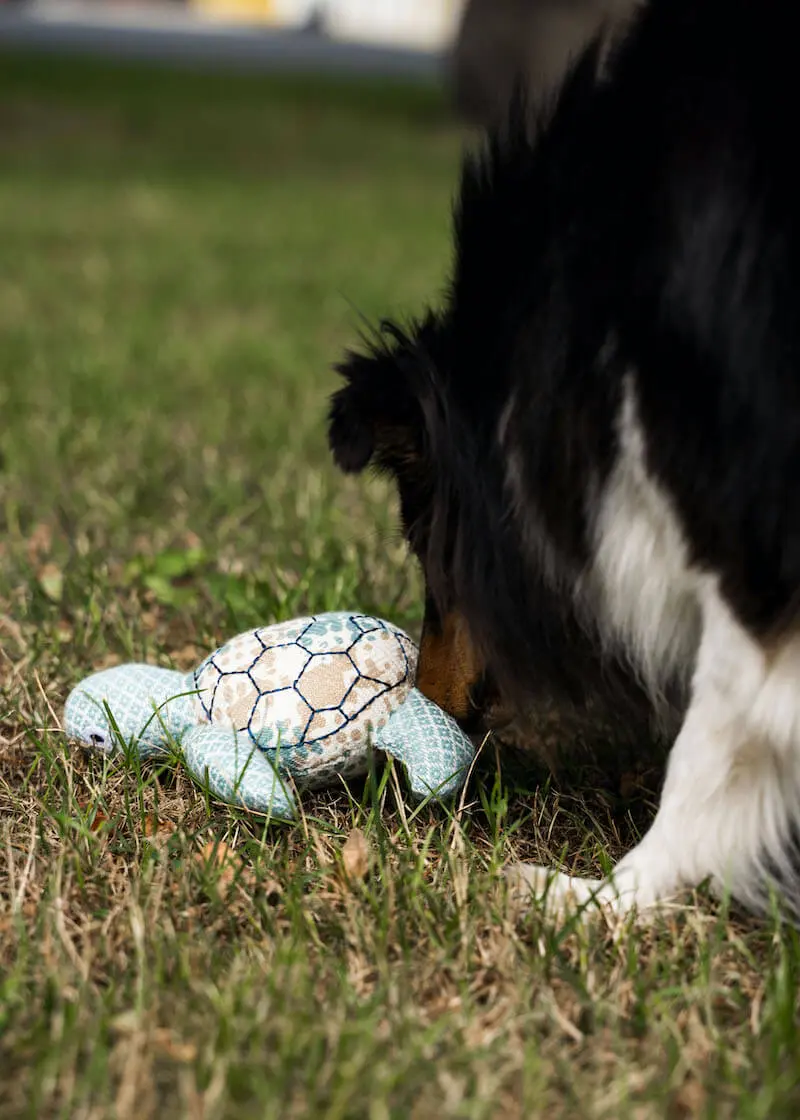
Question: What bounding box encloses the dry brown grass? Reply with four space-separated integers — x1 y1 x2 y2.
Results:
3 599 797 1119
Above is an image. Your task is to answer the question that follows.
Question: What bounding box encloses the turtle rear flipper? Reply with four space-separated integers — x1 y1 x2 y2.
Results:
373 689 476 803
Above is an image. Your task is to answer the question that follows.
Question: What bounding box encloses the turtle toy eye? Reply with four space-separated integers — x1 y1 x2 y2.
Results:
88 730 107 747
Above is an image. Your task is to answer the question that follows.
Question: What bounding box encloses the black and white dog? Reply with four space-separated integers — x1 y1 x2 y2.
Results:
328 0 800 920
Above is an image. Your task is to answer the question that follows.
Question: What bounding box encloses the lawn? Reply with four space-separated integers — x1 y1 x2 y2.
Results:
1 53 798 1120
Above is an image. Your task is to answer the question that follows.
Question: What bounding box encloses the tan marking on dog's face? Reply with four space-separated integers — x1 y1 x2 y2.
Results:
416 609 484 723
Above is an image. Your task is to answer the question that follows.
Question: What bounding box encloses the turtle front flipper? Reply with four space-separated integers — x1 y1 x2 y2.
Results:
181 726 296 819
373 688 476 803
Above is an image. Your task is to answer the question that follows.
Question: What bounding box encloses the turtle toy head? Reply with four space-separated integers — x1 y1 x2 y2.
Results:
64 664 194 759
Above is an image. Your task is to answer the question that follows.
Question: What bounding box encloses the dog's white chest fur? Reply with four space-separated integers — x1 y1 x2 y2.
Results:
585 377 702 707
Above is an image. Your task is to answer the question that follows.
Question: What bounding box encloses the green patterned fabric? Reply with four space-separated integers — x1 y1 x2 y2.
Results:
182 726 295 818
374 688 475 801
63 612 477 818
64 664 195 758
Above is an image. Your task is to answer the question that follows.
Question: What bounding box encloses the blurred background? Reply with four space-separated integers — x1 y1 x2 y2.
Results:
0 0 630 636
0 0 633 127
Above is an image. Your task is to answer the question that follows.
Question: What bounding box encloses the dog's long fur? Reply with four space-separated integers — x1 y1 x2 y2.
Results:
328 0 800 919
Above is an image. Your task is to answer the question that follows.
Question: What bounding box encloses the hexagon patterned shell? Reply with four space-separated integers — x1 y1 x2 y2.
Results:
193 614 418 788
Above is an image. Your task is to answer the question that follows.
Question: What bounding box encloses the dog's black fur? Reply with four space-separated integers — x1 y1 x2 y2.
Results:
328 0 800 915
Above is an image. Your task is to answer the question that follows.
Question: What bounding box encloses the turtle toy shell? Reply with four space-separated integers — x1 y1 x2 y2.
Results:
192 613 418 789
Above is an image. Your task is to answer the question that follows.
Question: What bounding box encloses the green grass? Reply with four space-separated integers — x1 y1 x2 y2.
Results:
0 54 799 1120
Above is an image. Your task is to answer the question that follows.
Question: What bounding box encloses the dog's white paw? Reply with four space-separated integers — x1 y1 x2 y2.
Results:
503 862 609 921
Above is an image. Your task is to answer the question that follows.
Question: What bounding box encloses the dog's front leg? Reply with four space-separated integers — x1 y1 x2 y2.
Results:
507 587 800 922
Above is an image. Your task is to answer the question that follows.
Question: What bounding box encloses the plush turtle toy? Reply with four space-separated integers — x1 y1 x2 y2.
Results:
64 612 476 818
